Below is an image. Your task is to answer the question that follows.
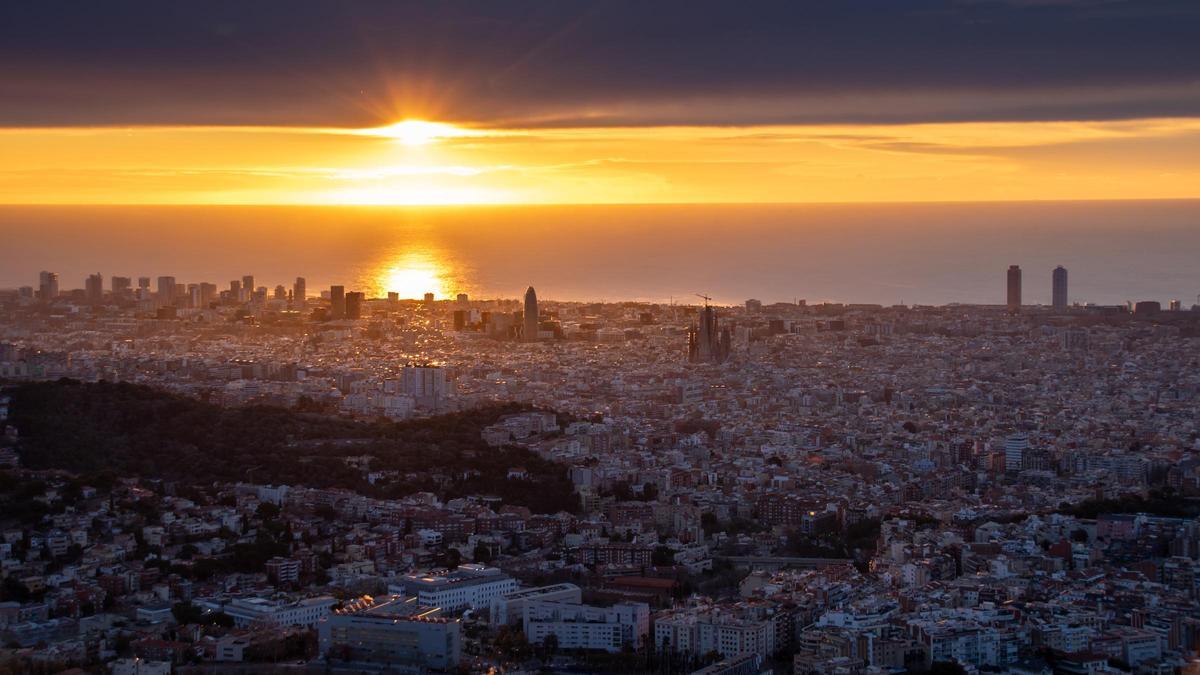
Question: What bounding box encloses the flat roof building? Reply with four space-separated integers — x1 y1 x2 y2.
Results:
523 600 650 653
197 595 336 629
490 583 582 625
318 595 460 671
389 564 517 613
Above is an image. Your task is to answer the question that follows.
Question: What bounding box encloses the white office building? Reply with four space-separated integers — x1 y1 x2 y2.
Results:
196 596 336 628
490 583 583 625
523 600 650 652
318 595 460 671
389 564 517 613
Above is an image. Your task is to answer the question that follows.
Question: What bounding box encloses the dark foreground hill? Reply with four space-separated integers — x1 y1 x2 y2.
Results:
4 379 577 514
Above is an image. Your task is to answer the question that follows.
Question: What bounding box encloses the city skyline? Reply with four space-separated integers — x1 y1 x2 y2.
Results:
15 260 1184 312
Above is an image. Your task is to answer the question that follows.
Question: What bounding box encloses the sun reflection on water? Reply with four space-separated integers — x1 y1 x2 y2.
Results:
371 250 466 300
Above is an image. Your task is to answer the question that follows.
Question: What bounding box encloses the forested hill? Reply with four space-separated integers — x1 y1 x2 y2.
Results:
4 379 578 514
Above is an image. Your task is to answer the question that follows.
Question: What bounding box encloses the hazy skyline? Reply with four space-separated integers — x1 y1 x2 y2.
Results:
4 201 1197 306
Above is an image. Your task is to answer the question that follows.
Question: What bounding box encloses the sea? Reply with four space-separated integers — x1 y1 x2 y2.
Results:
0 200 1197 307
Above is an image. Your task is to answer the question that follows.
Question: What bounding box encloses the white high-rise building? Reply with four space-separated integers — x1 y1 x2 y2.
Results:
1004 433 1029 472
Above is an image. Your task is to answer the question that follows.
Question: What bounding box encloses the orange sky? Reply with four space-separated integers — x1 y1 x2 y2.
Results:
3 117 1200 205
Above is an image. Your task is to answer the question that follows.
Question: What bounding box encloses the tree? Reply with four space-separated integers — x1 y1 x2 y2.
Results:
113 633 132 657
1 578 32 603
472 543 493 564
610 481 634 501
172 601 203 625
652 545 676 566
256 502 281 521
494 626 531 662
61 481 83 505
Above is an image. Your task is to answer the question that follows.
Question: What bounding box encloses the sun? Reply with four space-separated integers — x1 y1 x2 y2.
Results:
332 118 506 146
367 120 477 146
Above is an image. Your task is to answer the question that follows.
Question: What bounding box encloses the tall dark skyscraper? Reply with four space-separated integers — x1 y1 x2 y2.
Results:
293 277 306 308
156 276 176 307
524 286 539 342
345 291 364 319
199 282 217 307
1052 265 1068 311
1006 265 1022 313
85 273 103 303
330 285 346 319
112 276 132 300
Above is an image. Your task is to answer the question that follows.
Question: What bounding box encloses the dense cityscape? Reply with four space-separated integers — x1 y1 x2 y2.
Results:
1 263 1198 675
5 2 1200 673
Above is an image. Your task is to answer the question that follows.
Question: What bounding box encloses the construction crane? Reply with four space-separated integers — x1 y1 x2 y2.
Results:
695 293 712 307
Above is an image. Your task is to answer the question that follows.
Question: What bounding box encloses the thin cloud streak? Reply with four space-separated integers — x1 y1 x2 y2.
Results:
1 117 1199 204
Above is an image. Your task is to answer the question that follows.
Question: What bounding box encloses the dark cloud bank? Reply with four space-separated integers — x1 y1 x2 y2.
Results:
2 0 1198 127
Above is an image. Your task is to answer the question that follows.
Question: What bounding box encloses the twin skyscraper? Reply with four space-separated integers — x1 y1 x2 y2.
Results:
1007 264 1068 312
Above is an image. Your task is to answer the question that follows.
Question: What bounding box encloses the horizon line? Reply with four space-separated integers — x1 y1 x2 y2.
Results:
1 196 1199 209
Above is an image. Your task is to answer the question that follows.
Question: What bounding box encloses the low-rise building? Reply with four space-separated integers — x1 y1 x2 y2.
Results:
523 600 650 652
490 582 582 625
389 564 517 613
197 595 336 628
